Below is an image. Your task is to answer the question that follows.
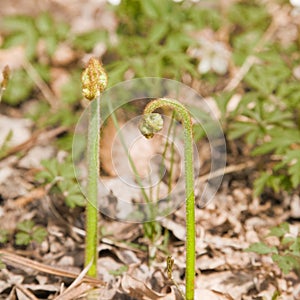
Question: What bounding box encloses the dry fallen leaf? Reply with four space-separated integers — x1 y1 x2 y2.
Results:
160 218 186 241
121 274 177 300
195 288 234 299
199 271 254 299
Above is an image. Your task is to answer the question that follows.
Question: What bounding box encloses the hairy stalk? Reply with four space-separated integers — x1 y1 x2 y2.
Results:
139 98 195 300
85 97 100 277
81 58 107 277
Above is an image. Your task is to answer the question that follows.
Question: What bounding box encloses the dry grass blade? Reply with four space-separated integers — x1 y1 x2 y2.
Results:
0 250 106 286
121 274 176 300
55 282 95 300
22 59 58 108
15 284 40 300
56 260 93 299
14 187 46 208
197 161 255 184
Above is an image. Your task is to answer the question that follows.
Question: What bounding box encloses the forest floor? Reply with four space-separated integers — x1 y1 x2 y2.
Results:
0 1 300 299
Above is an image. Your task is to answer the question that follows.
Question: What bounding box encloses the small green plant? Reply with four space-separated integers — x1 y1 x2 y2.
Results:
0 130 13 159
2 12 69 60
0 229 9 244
81 58 107 278
139 98 195 300
36 158 85 208
207 0 300 198
15 220 47 246
1 13 65 105
108 265 128 276
107 0 221 85
246 222 300 275
3 66 49 106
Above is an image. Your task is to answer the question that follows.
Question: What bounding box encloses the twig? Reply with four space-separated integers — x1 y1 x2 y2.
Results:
196 161 255 184
55 283 95 300
56 260 93 299
0 250 105 286
15 284 39 300
13 187 46 207
22 59 58 108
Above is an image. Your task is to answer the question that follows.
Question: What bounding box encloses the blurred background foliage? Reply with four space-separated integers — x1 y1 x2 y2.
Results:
0 0 300 206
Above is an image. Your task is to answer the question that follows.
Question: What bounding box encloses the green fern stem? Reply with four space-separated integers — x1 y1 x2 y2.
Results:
140 98 195 300
81 58 107 278
85 96 100 277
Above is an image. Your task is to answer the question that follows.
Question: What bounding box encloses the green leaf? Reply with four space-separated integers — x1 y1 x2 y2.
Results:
0 230 9 244
2 32 27 49
189 7 222 31
65 194 85 208
45 108 78 126
109 265 128 276
274 150 300 189
37 158 84 208
2 15 39 59
35 12 53 34
148 23 168 44
285 150 300 188
15 232 31 246
60 71 81 104
289 237 300 254
272 253 299 274
277 81 300 109
60 163 77 180
73 30 106 51
232 30 262 65
269 222 289 238
44 35 58 56
41 159 59 178
245 242 278 255
245 63 291 95
140 0 160 18
32 227 47 243
56 22 70 40
271 290 281 300
106 61 130 86
282 236 295 245
33 63 51 83
3 70 34 105
228 121 258 141
268 175 286 193
214 92 233 118
17 220 34 233
252 138 290 156
252 129 300 156
228 3 270 29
